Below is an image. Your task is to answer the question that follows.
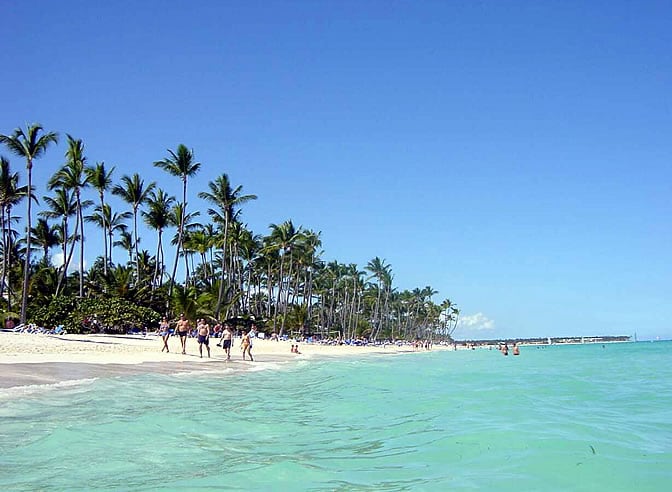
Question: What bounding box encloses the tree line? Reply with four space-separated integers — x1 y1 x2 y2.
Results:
1 123 460 339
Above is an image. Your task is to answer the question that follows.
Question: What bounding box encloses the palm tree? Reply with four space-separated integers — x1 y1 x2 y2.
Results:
114 230 135 264
40 187 77 294
30 217 59 261
85 162 114 274
49 135 91 297
267 220 301 334
0 156 29 309
112 173 155 283
198 173 257 318
167 203 200 286
105 205 132 265
365 257 393 340
142 188 175 289
153 144 201 300
0 124 58 323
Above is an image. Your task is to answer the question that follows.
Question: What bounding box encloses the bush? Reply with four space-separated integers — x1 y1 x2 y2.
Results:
30 296 161 334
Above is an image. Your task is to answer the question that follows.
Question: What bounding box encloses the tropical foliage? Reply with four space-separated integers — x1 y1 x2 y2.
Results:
1 124 459 339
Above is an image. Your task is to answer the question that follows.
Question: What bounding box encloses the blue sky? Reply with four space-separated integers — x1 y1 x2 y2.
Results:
2 1 670 340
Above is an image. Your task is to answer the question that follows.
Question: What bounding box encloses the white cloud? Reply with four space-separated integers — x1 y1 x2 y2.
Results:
52 253 87 273
52 253 64 268
456 312 495 331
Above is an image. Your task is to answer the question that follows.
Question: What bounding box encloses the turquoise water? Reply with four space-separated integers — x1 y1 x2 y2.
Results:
1 342 671 491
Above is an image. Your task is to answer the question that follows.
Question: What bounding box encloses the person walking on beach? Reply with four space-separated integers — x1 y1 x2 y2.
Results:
220 323 233 360
241 330 253 361
159 316 171 352
197 319 211 358
176 314 190 355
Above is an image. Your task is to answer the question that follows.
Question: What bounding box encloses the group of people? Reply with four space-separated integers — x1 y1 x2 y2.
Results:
499 342 520 356
159 314 256 361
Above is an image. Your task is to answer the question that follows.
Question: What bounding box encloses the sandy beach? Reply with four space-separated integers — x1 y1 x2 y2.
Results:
0 331 441 389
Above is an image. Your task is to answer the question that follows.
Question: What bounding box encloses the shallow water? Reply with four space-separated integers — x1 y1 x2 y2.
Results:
1 342 670 491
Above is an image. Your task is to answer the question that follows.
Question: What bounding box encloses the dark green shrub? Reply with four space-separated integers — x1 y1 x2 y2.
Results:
30 296 161 334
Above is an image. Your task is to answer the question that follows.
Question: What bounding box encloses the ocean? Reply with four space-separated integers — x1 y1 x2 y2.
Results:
0 341 670 491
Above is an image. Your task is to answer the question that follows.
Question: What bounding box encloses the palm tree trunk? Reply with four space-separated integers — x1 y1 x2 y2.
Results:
133 208 140 285
0 206 7 309
100 194 108 276
77 192 84 297
20 163 33 324
152 230 163 289
275 253 285 334
215 215 229 318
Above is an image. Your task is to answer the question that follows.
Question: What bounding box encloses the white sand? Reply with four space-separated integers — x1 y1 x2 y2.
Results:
0 331 442 365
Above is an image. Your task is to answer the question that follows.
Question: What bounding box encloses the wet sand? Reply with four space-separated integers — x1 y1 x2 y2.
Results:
0 332 439 390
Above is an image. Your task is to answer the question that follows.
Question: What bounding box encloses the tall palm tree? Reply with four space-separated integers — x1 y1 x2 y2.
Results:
0 124 58 323
85 162 114 275
198 174 257 318
267 220 301 334
0 156 29 310
112 173 155 284
49 135 91 297
365 257 392 340
153 144 201 300
142 188 175 289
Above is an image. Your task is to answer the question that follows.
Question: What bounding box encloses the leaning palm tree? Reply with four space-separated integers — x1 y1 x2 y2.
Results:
85 162 114 275
0 124 58 323
49 135 91 297
112 173 155 284
153 144 201 300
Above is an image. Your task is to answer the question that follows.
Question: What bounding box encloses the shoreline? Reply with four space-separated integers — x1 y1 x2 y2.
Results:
0 332 445 390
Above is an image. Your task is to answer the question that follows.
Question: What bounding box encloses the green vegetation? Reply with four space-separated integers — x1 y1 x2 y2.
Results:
1 123 459 339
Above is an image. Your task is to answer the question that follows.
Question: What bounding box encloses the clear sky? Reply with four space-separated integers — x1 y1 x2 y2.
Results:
2 1 670 340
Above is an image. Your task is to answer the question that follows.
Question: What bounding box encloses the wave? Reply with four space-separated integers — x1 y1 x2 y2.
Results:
0 377 99 401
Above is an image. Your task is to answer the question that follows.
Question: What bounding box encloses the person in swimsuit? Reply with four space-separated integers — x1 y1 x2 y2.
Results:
176 314 190 355
197 319 210 358
159 316 171 352
241 330 253 361
221 324 233 360
513 343 520 356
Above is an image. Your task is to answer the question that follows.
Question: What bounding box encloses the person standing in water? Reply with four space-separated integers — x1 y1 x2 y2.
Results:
513 343 520 356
